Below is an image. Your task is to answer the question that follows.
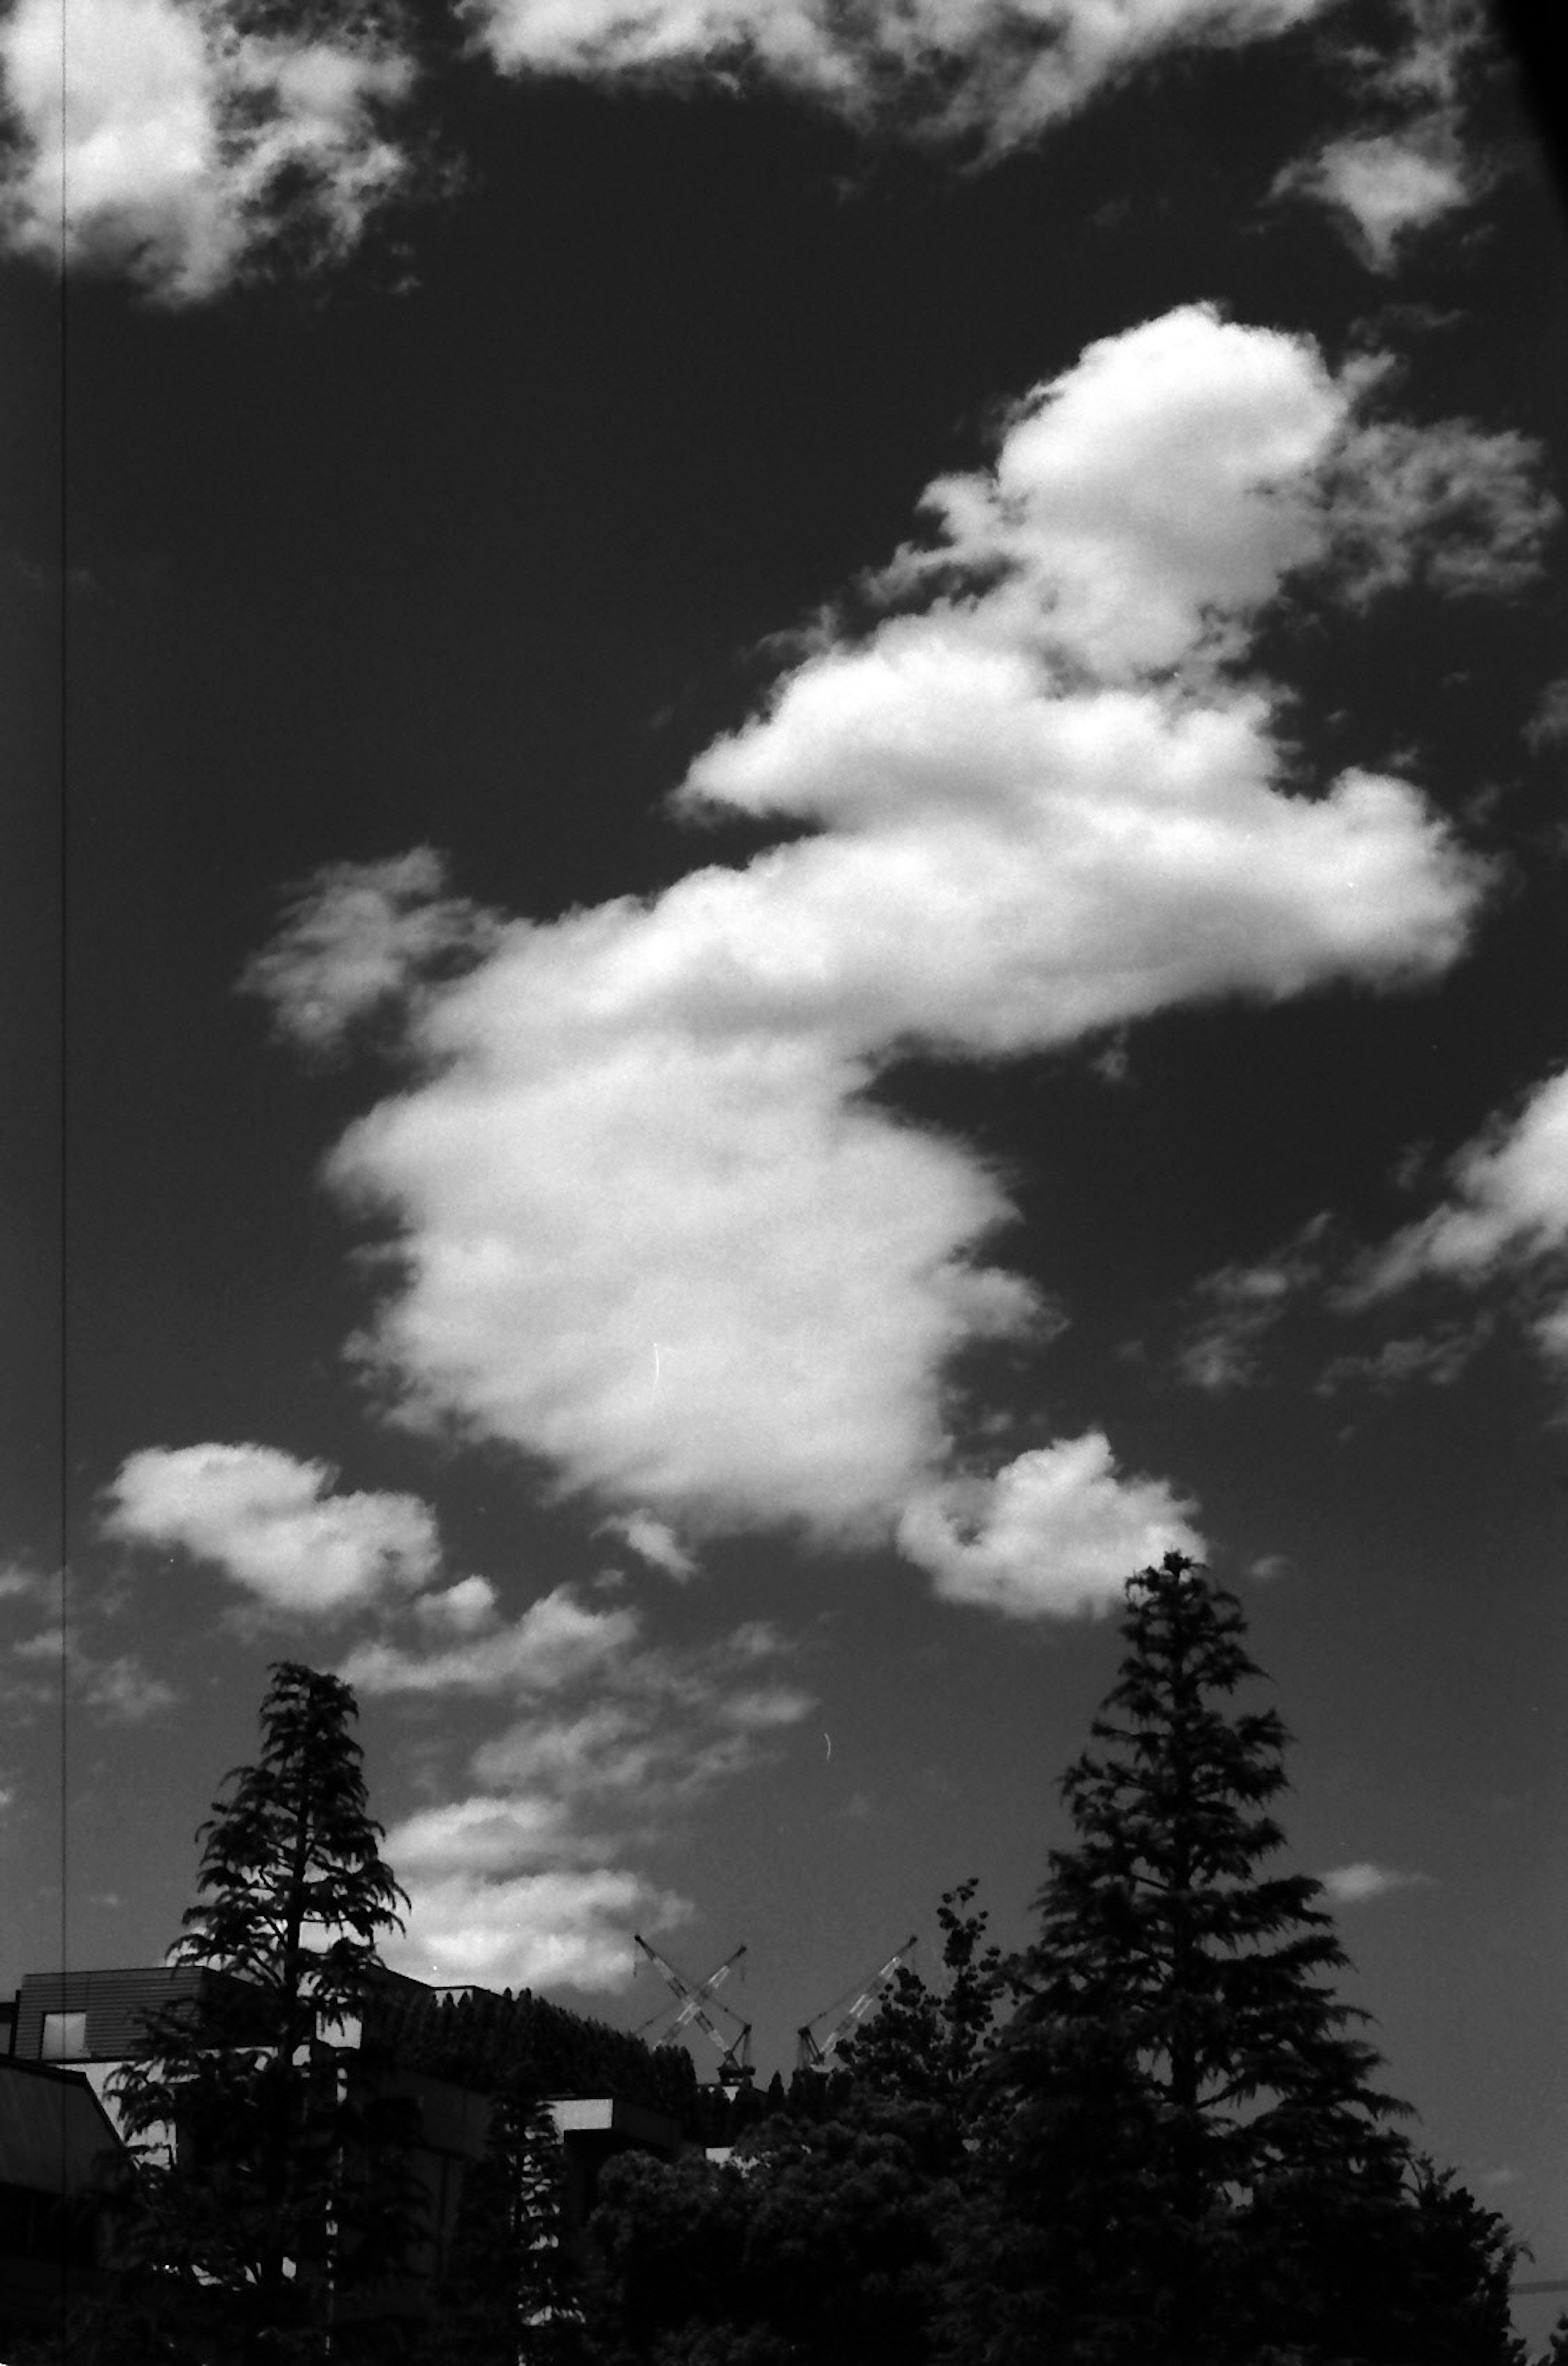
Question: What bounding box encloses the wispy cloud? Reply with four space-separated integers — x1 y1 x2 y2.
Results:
1175 1216 1335 1393
249 305 1544 1612
1274 0 1490 268
366 1591 813 1990
597 1510 700 1582
101 1443 443 1616
0 0 419 302
340 1582 640 1696
468 0 1337 151
4 1564 177 1725
1343 1063 1568 1381
1319 1859 1434 1904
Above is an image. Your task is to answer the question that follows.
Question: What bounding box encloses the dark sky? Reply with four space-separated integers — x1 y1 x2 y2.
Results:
2 0 1566 2334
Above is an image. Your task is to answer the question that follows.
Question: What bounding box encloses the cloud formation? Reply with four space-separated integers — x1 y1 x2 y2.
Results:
365 1588 811 1989
102 1443 442 1614
1280 128 1471 269
1175 1215 1334 1392
252 307 1544 1609
0 0 416 301
382 1860 687 1992
469 0 1333 149
1346 1063 1568 1375
1274 0 1489 268
897 1435 1202 1617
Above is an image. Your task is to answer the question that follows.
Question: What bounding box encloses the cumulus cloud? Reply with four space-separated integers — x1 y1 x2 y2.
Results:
252 307 1542 1607
102 1443 442 1614
1319 1860 1433 1904
382 1863 687 1992
897 1434 1202 1617
468 0 1334 151
1345 1064 1568 1374
0 0 418 301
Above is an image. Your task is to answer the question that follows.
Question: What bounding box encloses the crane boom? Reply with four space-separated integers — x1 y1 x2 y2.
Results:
796 1934 919 2071
633 1935 753 2081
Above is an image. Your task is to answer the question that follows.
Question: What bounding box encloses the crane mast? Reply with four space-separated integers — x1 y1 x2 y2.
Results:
633 1934 753 2084
796 1934 919 2071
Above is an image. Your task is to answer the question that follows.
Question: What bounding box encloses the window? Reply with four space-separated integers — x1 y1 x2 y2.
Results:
40 2008 87 2059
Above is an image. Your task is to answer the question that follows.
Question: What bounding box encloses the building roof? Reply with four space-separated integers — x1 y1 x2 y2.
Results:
0 2058 122 2195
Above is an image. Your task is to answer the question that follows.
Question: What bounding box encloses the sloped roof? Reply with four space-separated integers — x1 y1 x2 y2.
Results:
0 2059 122 2194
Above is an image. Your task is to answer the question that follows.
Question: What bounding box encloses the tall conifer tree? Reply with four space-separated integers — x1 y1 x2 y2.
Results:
107 1661 417 2363
977 1553 1408 2363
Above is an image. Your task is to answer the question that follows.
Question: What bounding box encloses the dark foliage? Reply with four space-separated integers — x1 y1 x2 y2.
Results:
955 1553 1518 2366
97 1661 423 2364
382 1982 699 2129
420 2072 583 2364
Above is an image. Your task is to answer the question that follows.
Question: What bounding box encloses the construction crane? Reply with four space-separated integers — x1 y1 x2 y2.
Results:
633 1935 753 2085
796 1934 918 2071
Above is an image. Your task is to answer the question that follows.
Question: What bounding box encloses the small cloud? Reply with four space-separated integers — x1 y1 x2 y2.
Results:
898 1433 1203 1619
102 1443 443 1617
1277 125 1472 269
1176 1216 1334 1392
1247 1552 1292 1582
597 1510 700 1582
1319 1860 1433 1904
81 1654 178 1723
241 849 499 1056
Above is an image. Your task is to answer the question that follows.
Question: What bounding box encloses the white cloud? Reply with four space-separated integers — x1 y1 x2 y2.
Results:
597 1510 700 1581
1319 1860 1433 1904
102 1443 442 1615
368 1603 808 1992
1346 1065 1568 1375
412 1575 500 1633
1279 127 1471 269
0 0 417 301
242 849 501 1054
382 1865 689 1992
252 307 1539 1609
340 1581 640 1693
468 0 1334 151
383 1793 585 1874
897 1434 1203 1617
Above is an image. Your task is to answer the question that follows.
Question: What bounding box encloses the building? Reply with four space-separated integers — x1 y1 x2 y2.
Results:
0 2055 120 2349
3 1963 686 2330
